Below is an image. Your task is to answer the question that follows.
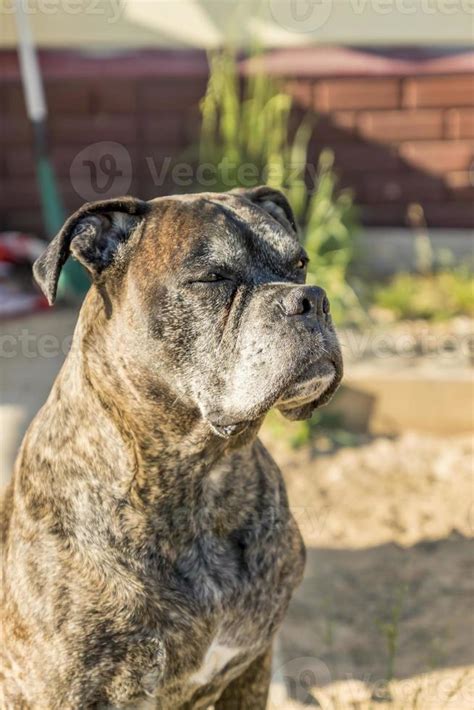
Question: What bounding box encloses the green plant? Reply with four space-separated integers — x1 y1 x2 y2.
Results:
373 584 407 702
263 408 360 451
373 269 474 321
198 50 362 329
199 50 310 197
371 203 473 322
304 150 364 326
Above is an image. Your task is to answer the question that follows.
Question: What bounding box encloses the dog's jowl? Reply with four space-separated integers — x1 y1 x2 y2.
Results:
1 187 342 709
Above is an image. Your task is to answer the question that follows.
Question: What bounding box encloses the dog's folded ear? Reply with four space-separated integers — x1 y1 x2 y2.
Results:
33 196 149 305
231 186 298 234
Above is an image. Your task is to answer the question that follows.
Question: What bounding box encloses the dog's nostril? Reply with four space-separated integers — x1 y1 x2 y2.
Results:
301 297 312 315
322 296 330 315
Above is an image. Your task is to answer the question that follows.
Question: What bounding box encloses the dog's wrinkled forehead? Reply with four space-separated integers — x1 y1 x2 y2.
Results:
140 192 301 277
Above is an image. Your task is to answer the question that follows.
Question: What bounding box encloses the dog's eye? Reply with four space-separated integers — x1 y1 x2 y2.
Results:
295 257 308 270
193 273 229 284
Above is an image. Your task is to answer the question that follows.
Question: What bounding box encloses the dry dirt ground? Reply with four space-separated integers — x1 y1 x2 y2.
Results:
261 428 474 710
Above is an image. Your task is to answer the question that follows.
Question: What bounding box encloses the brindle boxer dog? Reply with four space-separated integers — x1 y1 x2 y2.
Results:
1 187 342 709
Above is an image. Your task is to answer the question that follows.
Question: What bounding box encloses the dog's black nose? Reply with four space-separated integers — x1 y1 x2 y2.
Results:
280 285 330 318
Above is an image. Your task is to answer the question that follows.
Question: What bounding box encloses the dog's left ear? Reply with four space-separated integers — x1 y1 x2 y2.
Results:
33 196 149 305
232 185 298 233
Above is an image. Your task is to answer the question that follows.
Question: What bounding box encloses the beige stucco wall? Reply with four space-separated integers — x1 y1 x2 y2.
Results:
1 0 473 50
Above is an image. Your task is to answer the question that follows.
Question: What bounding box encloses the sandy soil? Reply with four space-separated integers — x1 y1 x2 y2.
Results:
261 429 474 710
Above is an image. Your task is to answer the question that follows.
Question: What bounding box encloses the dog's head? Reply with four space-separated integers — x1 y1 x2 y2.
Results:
34 188 343 437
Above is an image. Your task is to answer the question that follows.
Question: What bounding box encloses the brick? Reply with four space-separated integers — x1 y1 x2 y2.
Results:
360 173 446 204
0 115 32 144
93 81 138 115
4 147 36 177
284 80 314 108
142 114 185 147
60 176 141 210
399 140 474 174
332 111 357 131
445 108 474 139
49 143 139 180
309 142 401 172
359 202 474 228
45 82 92 114
310 113 357 144
139 176 179 202
140 148 179 189
1 209 43 235
445 171 474 201
357 110 444 142
315 78 400 111
140 78 208 112
4 85 25 114
358 203 409 227
422 203 474 228
182 107 202 144
0 179 40 210
49 115 139 144
403 76 474 108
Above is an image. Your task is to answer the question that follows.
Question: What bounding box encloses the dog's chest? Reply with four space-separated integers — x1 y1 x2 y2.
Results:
188 638 241 686
132 628 253 709
96 458 304 707
149 543 274 691
106 526 298 708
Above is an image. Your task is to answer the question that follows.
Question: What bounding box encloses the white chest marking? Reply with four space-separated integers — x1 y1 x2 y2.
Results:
208 463 227 485
190 640 241 686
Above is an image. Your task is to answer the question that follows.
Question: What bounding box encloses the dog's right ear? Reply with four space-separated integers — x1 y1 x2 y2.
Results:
231 185 298 234
33 196 149 305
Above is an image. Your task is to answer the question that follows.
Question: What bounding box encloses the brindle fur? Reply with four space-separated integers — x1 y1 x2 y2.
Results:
1 187 342 709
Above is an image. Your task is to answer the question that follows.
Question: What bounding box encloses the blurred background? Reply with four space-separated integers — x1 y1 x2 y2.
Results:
1 1 473 708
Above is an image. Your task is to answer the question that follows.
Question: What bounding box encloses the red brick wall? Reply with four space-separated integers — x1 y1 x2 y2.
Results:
1 48 473 235
287 72 474 227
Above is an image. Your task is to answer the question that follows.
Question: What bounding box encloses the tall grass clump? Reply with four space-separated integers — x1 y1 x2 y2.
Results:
199 51 305 198
198 50 362 326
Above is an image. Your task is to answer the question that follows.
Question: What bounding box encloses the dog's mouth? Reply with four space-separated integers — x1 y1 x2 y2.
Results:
206 356 343 439
208 420 250 439
277 371 335 409
277 356 343 421
277 358 337 407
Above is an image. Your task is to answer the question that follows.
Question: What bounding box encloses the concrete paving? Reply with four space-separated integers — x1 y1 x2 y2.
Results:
0 307 79 487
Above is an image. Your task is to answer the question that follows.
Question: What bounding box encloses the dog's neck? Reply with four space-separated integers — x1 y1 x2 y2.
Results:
25 295 262 552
